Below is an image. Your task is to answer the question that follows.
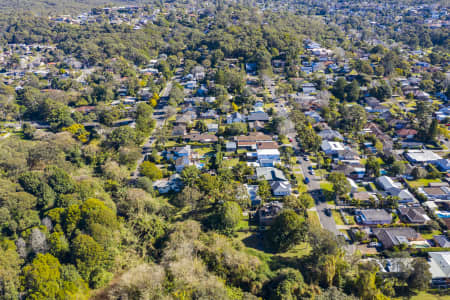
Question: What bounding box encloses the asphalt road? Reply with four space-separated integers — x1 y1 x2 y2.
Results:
131 78 174 179
297 157 340 236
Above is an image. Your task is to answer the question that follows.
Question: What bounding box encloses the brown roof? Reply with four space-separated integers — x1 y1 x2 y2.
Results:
353 191 373 201
238 141 256 147
235 132 272 142
398 207 427 224
185 134 218 142
396 129 418 137
442 218 450 230
257 141 279 150
423 187 446 196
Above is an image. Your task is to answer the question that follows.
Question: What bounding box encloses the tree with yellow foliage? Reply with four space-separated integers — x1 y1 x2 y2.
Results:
62 124 90 143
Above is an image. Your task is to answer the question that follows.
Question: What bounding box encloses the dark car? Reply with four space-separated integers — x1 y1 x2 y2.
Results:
304 177 310 184
324 208 332 217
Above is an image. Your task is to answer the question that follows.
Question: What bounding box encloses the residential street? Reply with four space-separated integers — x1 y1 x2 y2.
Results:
297 157 340 236
131 78 174 179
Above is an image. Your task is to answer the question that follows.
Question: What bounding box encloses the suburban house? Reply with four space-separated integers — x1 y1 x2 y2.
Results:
184 133 218 143
347 177 358 193
318 129 344 141
390 189 417 204
337 149 360 162
175 156 191 172
373 227 422 249
172 125 187 136
355 209 393 225
376 176 402 192
305 110 323 122
257 141 279 150
398 207 430 224
396 128 418 139
434 159 450 172
226 112 245 124
225 141 237 152
207 123 218 133
434 235 450 248
245 184 261 206
419 186 450 201
352 191 378 205
235 132 273 149
428 252 450 288
321 140 345 155
256 149 281 166
405 150 442 164
153 174 183 194
301 82 316 94
270 181 291 196
255 167 287 182
247 111 270 122
258 201 284 227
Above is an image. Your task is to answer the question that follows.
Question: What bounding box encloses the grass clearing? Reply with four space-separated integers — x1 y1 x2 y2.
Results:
420 230 442 240
294 172 308 194
264 103 275 109
402 291 450 300
196 147 214 157
307 210 321 226
332 210 345 225
406 178 442 188
222 157 240 168
164 140 177 147
320 181 335 204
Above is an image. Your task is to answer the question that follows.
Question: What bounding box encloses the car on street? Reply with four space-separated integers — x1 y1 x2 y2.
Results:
304 177 310 184
324 208 332 217
304 156 309 161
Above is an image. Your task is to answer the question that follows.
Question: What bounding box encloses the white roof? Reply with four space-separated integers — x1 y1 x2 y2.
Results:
428 252 450 279
377 176 402 191
405 150 442 162
347 177 358 189
257 149 280 156
423 201 438 210
321 140 345 151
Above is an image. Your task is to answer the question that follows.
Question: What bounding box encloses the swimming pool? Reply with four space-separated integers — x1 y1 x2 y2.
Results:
436 211 450 218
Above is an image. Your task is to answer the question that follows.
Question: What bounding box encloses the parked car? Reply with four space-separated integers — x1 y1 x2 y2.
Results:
304 177 310 184
304 156 309 161
324 208 332 216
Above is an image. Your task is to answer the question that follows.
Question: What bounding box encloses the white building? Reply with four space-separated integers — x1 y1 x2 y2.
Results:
321 140 345 155
428 252 450 288
376 176 402 191
405 150 442 164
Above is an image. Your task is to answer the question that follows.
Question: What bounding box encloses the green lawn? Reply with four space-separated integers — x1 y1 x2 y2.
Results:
401 291 450 300
196 147 214 156
235 232 311 263
264 103 275 109
320 181 335 204
294 172 308 194
332 210 345 225
222 158 240 168
307 210 321 227
236 214 250 231
406 179 442 188
320 181 333 192
279 242 311 258
420 230 442 240
280 136 289 144
164 140 177 147
361 157 384 165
